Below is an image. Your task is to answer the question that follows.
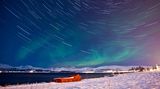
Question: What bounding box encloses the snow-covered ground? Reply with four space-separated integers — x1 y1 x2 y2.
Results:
1 72 160 89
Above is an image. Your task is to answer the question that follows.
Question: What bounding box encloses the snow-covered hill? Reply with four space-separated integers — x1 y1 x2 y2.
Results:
2 71 160 89
51 65 141 73
0 64 13 69
0 64 150 73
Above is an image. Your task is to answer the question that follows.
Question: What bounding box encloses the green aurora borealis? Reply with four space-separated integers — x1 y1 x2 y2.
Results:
0 0 160 67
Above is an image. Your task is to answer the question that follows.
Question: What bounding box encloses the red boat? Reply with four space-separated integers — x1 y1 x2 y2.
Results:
54 74 81 83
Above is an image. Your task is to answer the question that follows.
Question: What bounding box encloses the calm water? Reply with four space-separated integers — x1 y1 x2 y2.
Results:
0 73 113 86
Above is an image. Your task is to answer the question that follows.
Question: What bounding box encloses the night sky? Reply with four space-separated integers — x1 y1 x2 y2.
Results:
0 0 160 67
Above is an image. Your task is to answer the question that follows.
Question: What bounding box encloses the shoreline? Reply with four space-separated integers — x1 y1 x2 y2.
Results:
1 71 160 89
0 72 115 86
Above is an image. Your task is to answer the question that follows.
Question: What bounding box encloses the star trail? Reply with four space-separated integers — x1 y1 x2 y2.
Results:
0 0 160 67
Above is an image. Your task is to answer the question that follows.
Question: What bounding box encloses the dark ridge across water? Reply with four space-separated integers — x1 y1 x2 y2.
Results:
0 73 114 86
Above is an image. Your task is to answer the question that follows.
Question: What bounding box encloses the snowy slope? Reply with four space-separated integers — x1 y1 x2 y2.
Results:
2 71 160 89
0 64 13 69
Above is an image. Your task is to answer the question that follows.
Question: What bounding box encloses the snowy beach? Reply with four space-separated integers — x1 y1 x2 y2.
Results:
1 71 160 89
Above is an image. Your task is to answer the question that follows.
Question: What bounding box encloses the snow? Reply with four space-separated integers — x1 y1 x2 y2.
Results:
0 64 13 69
0 64 42 70
1 71 160 89
51 65 139 73
0 64 150 73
